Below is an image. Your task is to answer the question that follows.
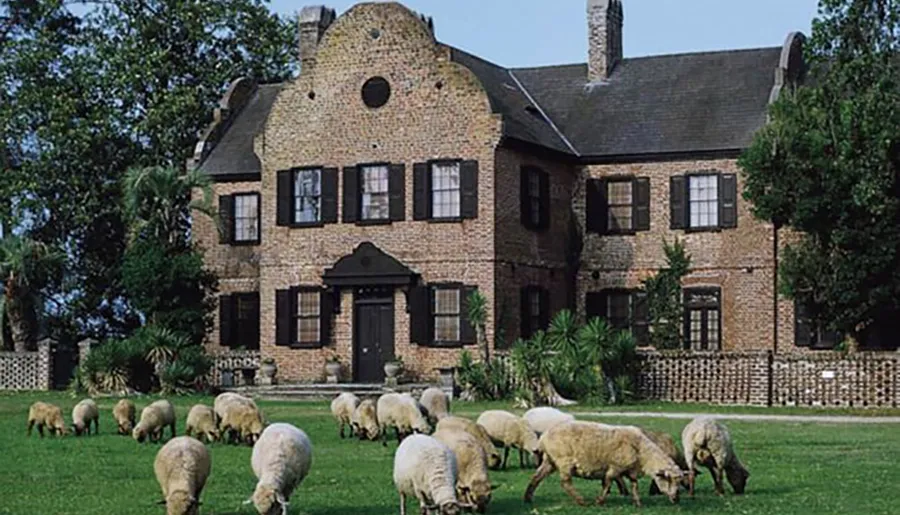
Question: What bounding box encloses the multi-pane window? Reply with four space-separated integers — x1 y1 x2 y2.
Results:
688 175 718 228
433 288 461 342
295 290 320 344
361 165 390 220
233 193 259 242
606 291 631 330
607 180 633 232
294 169 321 223
527 288 542 335
235 293 260 350
684 288 721 350
527 170 542 227
431 162 460 218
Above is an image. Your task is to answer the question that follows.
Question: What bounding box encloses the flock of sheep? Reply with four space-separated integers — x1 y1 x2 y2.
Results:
24 387 750 515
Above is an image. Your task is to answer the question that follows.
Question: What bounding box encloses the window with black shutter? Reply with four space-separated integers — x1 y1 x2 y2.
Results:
275 286 332 348
585 289 649 345
520 285 548 338
683 288 721 350
794 300 842 350
408 284 432 345
342 167 359 223
415 160 479 222
421 283 477 347
521 166 549 231
671 172 737 231
276 167 337 228
218 194 235 243
587 177 650 234
359 164 390 222
231 193 260 244
218 292 259 349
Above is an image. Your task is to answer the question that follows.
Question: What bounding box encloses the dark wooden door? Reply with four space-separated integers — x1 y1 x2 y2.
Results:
353 291 394 383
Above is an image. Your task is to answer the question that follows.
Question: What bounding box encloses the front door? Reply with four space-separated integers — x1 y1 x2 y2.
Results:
353 288 395 383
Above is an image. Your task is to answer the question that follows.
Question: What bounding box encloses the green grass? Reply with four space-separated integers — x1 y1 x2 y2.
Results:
1 391 899 514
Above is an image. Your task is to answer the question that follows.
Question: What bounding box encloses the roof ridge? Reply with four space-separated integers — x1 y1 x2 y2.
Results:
507 69 579 156
623 45 782 61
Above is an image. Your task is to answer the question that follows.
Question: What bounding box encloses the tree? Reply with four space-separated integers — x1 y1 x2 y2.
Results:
738 0 900 348
640 238 691 349
0 235 64 351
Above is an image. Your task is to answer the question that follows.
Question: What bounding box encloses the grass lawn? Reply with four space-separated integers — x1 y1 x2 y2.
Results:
1 391 898 514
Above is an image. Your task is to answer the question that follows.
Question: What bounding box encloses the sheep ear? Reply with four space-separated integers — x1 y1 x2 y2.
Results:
155 499 167 505
242 497 254 505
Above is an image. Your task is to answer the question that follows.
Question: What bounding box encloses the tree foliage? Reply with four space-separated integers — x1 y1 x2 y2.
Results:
738 0 900 348
0 235 64 351
640 238 691 350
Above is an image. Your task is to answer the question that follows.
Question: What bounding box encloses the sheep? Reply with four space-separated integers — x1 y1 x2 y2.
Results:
153 436 211 515
376 392 431 446
681 416 750 496
214 392 265 445
71 398 99 436
393 433 474 515
435 416 502 470
113 399 136 435
351 398 381 441
185 404 220 443
26 401 68 437
244 422 313 515
522 406 575 436
476 409 540 469
330 392 360 439
419 387 450 426
432 429 496 513
133 399 177 443
523 421 684 508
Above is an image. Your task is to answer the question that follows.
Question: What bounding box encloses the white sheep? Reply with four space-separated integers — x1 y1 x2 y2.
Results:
244 422 313 515
523 421 684 508
330 392 360 439
351 398 381 441
113 398 136 435
435 416 502 470
214 392 265 445
185 404 220 443
71 398 99 436
393 433 473 515
432 428 496 513
522 406 575 436
681 416 749 496
153 436 211 515
419 387 450 426
476 409 540 469
133 399 177 443
377 392 431 446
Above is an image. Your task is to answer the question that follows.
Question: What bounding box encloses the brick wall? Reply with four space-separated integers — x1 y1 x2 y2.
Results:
0 340 52 390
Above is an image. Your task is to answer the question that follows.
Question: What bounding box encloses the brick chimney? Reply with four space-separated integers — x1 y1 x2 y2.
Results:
587 0 623 82
299 5 336 73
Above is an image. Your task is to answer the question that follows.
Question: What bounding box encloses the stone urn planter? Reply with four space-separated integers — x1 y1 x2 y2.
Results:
384 359 403 386
325 360 342 383
259 359 277 386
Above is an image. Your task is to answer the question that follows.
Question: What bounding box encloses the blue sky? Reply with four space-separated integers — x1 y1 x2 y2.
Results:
270 0 820 68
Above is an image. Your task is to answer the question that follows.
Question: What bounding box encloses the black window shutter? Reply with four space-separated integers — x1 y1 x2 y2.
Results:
460 160 479 219
633 177 651 231
631 290 649 345
275 289 291 346
585 291 607 321
409 285 431 346
719 173 737 229
320 288 334 346
218 195 234 244
342 167 359 223
520 287 531 338
248 292 260 350
413 163 430 220
794 301 811 347
276 171 292 226
585 179 608 234
670 176 687 229
389 163 406 221
460 285 477 344
520 167 532 229
539 170 551 230
219 295 234 347
321 168 339 223
539 287 551 330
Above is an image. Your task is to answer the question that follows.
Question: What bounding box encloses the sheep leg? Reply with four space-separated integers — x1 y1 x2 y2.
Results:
559 470 587 506
395 427 403 444
27 419 34 436
519 447 526 468
169 421 176 438
339 421 345 439
502 446 510 469
523 456 556 503
381 425 389 447
711 465 726 496
595 475 614 505
614 477 628 496
649 479 661 496
37 424 45 438
628 475 642 508
399 492 407 515
688 469 696 497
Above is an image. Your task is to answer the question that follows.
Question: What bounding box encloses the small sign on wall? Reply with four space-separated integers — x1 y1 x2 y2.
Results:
821 370 836 379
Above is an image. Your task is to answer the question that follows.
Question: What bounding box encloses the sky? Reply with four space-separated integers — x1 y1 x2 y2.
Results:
269 0 821 68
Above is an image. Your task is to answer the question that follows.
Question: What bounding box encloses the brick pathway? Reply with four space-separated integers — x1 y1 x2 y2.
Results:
577 411 900 424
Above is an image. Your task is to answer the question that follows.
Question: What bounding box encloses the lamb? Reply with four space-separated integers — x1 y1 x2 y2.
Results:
432 429 495 513
330 392 360 439
26 401 68 437
476 409 540 469
351 398 381 441
419 387 450 426
133 399 177 443
113 399 136 435
681 416 750 496
435 416 502 470
376 392 431 446
244 423 313 515
214 392 265 445
71 398 99 436
522 406 575 436
153 436 211 515
523 421 684 508
185 404 220 443
393 434 473 515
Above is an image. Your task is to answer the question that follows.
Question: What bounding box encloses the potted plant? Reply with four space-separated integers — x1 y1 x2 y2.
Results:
259 357 277 382
384 356 404 380
324 351 342 378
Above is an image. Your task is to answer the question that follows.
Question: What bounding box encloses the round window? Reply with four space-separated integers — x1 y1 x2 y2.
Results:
361 77 391 108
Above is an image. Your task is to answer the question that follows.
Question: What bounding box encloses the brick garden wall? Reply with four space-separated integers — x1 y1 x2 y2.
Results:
0 340 52 390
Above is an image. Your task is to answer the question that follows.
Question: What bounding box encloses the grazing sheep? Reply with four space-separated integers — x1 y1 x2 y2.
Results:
419 387 450 426
113 399 136 435
134 399 177 443
71 398 99 436
185 404 220 443
153 436 211 515
433 429 495 513
244 423 313 515
435 416 502 470
376 392 431 446
522 406 575 436
523 421 684 508
476 409 540 469
393 434 472 515
26 401 67 437
351 398 381 441
214 392 265 445
330 392 360 439
682 416 749 496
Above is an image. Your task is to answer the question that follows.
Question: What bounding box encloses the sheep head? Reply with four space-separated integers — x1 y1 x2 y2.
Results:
133 425 147 443
158 491 201 515
118 420 134 434
652 467 684 504
73 422 86 436
412 417 431 435
247 484 288 515
725 462 749 494
460 478 495 513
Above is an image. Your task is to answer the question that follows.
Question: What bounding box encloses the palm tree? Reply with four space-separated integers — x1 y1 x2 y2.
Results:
0 236 63 352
